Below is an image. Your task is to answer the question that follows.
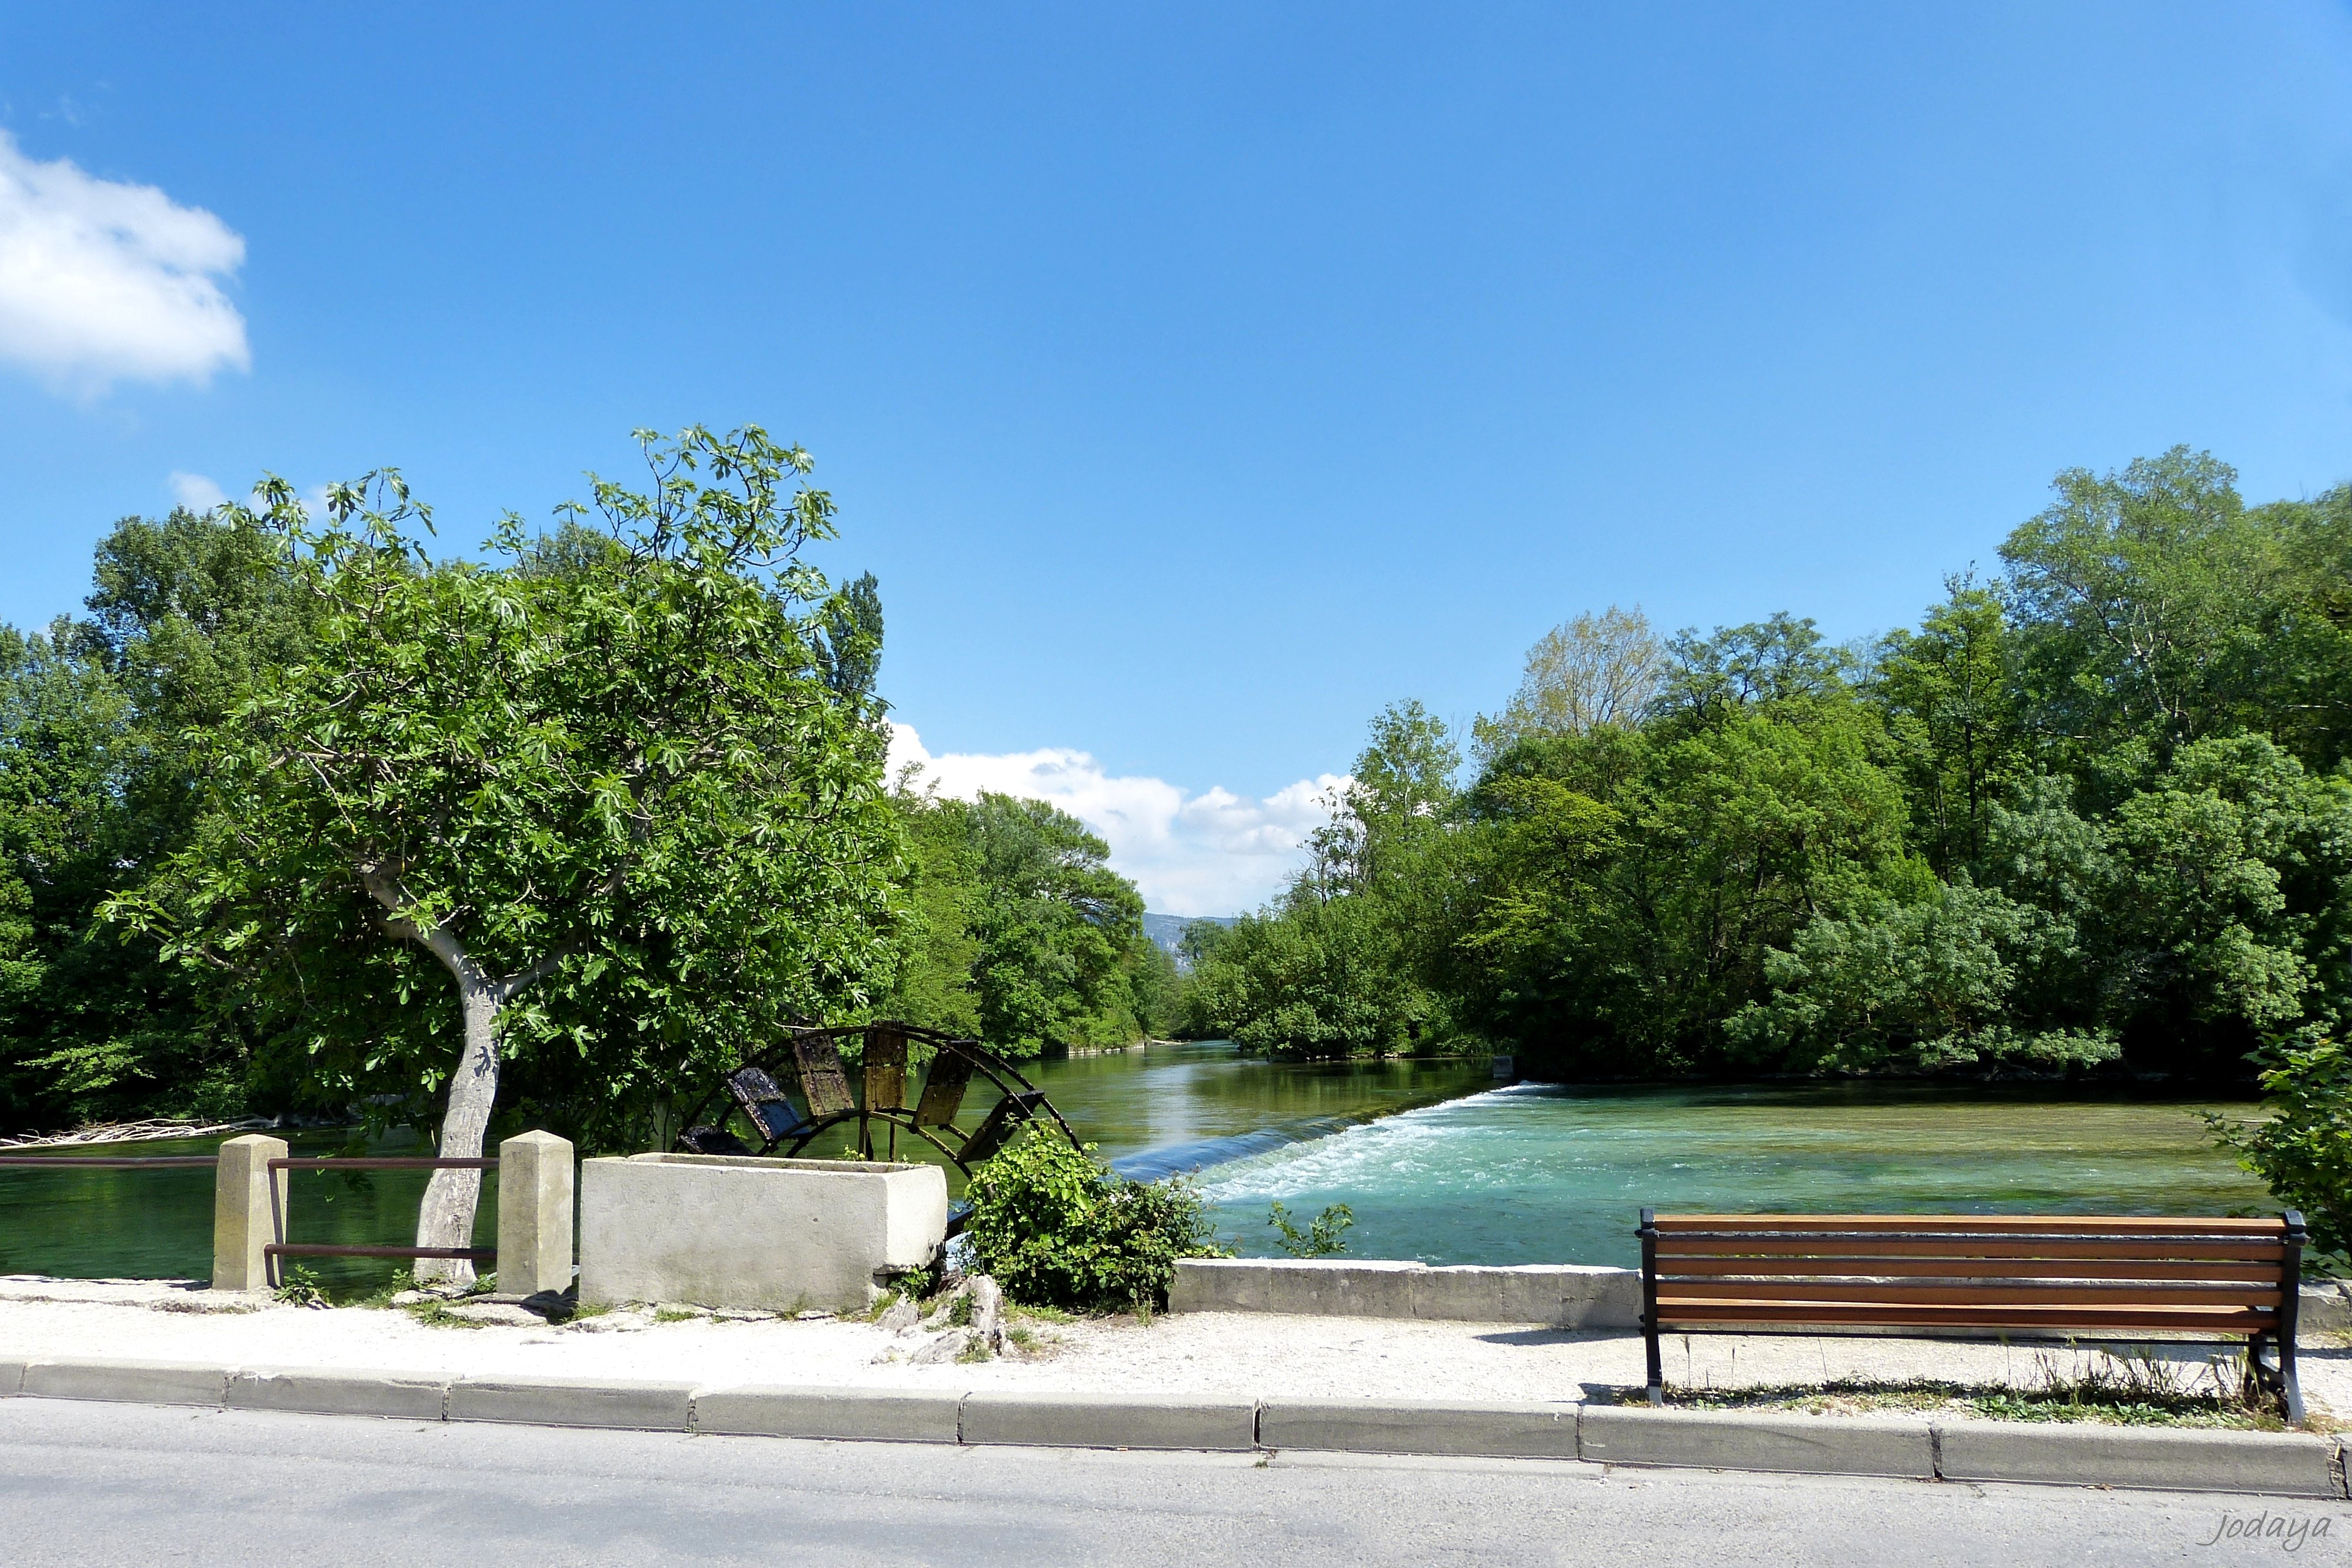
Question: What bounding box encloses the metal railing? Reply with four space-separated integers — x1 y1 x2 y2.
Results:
264 1155 498 1282
0 1155 221 1169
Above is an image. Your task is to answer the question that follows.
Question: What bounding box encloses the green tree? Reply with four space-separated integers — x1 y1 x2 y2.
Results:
118 427 905 1276
1870 581 2026 875
1471 605 1664 763
0 507 313 1130
880 786 1155 1055
966 793 1147 1053
2000 448 2267 758
1192 703 1459 1058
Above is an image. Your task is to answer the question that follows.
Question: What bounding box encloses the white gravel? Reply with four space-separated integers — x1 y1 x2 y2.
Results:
2 1276 2342 1420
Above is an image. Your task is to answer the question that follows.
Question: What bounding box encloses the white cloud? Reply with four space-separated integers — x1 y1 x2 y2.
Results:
887 722 1345 917
168 471 226 511
0 132 249 391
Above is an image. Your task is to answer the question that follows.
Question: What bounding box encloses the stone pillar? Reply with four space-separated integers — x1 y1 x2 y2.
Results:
497 1130 576 1297
212 1133 287 1293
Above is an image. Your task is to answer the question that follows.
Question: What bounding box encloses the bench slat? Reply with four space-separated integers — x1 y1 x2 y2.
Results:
1654 1302 2280 1331
1659 1280 2281 1307
1657 1255 2281 1282
1650 1213 2286 1234
1654 1236 2284 1262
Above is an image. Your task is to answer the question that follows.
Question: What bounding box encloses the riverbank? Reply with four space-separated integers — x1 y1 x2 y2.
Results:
6 1277 2345 1424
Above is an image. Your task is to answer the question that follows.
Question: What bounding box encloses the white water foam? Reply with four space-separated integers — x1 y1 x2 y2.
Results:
1193 1082 1554 1204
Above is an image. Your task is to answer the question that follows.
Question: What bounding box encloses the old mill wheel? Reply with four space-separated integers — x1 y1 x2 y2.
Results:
674 1021 1083 1177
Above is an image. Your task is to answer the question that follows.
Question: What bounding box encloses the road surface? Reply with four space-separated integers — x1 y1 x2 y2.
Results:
0 1399 2338 1566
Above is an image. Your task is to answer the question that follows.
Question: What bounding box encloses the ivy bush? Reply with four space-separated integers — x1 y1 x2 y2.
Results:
962 1126 1227 1312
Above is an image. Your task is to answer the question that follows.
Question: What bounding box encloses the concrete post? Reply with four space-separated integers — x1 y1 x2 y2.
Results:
497 1130 575 1296
211 1133 287 1293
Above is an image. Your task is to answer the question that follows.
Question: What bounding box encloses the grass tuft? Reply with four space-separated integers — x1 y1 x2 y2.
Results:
1628 1348 2290 1430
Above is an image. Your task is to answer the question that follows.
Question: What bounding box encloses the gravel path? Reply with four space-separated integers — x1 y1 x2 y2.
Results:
6 1276 2345 1420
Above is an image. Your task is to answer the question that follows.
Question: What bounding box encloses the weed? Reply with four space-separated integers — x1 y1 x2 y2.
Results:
652 1306 702 1325
1634 1347 2287 1430
272 1266 329 1307
955 1338 995 1364
1267 1201 1355 1259
1006 1326 1037 1350
403 1300 486 1330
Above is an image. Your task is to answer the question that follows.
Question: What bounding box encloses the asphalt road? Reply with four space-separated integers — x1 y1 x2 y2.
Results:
0 1399 2343 1567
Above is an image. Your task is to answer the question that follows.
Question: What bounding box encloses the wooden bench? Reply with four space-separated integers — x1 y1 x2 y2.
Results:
1637 1209 2308 1420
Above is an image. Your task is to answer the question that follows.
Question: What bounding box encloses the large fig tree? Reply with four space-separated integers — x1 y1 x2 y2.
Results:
117 426 902 1281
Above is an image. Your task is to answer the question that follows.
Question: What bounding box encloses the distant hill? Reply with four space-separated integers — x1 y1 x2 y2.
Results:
1142 912 1237 965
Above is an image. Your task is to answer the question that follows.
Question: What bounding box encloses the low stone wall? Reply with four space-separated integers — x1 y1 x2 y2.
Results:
1171 1259 2352 1339
1169 1258 1642 1327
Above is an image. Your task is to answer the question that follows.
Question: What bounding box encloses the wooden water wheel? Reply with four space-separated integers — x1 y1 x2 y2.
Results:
674 1021 1081 1175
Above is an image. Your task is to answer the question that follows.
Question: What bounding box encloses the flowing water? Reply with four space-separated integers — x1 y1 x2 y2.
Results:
0 1040 2271 1281
1187 1077 2276 1267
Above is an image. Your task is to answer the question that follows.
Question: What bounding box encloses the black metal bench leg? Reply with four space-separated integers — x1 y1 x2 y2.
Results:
2277 1211 2308 1424
2281 1339 2306 1426
1638 1207 1663 1404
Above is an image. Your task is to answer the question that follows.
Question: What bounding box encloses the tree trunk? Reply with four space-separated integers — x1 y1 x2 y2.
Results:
358 862 573 1291
412 976 503 1286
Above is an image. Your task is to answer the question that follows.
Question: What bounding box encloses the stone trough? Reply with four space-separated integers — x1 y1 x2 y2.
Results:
578 1153 947 1315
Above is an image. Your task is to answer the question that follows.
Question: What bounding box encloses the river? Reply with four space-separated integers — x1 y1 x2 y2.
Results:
0 1040 2273 1284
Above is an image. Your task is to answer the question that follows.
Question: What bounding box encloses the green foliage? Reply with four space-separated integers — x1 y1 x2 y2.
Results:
1267 1200 1354 1257
14 435 2352 1138
882 786 1157 1055
112 426 907 1163
962 1126 1227 1312
1870 582 2025 875
2208 1039 2352 1259
0 508 309 1129
1725 883 2117 1073
1191 703 1458 1058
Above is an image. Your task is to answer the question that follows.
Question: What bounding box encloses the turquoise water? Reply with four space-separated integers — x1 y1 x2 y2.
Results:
1191 1079 2275 1267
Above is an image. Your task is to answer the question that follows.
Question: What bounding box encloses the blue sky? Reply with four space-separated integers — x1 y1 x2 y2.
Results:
4 4 2351 914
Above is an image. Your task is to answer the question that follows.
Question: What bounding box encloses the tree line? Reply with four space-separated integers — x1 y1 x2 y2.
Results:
0 427 1174 1186
1182 448 2352 1087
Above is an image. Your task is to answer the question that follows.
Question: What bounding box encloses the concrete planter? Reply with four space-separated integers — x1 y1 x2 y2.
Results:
578 1153 947 1314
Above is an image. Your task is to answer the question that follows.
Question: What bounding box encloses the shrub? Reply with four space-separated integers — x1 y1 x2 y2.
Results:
2208 1037 2352 1261
963 1126 1227 1312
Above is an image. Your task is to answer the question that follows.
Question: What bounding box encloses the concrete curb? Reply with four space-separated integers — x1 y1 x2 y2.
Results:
694 1385 961 1444
1261 1397 1580 1459
448 1374 697 1431
4 1356 2344 1497
1935 1422 2340 1496
962 1390 1258 1451
21 1358 232 1407
228 1366 451 1422
1581 1407 1934 1479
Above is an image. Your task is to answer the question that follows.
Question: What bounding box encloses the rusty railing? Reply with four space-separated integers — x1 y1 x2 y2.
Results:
265 1155 499 1283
